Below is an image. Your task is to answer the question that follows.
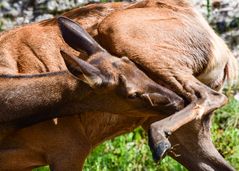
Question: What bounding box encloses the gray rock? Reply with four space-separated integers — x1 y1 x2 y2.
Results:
46 0 58 11
34 14 54 22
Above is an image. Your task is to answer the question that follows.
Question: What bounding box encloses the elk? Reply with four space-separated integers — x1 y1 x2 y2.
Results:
0 1 236 171
97 0 237 162
0 16 183 140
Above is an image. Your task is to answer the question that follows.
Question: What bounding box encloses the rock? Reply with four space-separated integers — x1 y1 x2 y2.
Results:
34 14 54 22
46 1 58 11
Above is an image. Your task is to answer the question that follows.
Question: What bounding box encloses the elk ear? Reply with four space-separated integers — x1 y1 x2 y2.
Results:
61 50 103 88
58 16 105 55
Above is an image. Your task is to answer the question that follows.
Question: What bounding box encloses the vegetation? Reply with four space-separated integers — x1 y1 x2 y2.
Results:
34 97 239 171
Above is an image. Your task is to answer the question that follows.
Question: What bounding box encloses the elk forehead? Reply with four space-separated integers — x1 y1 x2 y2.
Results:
88 52 121 76
88 52 137 76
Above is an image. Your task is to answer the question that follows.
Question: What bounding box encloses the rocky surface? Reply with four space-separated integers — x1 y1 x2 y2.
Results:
0 0 88 30
193 0 239 58
0 0 238 57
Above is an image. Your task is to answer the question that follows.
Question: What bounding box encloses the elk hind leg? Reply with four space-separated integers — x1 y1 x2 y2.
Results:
148 76 227 161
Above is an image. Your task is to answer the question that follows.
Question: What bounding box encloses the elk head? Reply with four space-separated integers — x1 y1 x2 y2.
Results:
58 16 184 116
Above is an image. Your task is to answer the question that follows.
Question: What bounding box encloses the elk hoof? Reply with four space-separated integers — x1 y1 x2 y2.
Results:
148 129 171 162
153 140 171 162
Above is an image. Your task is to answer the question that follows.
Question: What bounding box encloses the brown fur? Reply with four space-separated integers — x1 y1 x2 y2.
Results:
98 0 237 168
98 0 237 94
0 1 236 171
0 13 183 140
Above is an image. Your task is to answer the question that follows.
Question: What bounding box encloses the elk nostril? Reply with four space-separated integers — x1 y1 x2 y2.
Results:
211 91 222 96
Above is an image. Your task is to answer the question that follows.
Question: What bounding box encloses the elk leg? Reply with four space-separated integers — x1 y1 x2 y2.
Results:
142 114 235 170
169 114 235 171
148 78 227 161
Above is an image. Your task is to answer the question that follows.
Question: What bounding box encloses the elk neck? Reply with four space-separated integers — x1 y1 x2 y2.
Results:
0 71 93 128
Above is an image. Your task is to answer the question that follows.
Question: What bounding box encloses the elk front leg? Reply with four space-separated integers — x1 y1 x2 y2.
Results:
148 76 227 161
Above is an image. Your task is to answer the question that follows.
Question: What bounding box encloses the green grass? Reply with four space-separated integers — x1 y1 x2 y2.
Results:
83 127 187 171
34 97 239 171
33 167 50 171
211 97 239 170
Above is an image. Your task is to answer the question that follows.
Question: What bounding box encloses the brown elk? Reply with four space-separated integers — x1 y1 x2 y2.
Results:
97 0 237 162
0 1 236 171
0 16 183 140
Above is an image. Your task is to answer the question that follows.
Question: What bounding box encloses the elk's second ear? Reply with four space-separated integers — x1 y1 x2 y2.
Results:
61 50 103 88
57 16 104 55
